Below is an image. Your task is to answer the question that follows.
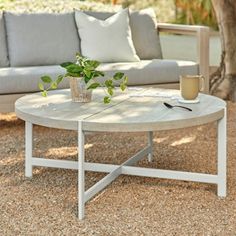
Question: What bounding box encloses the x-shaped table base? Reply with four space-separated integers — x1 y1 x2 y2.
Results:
25 117 226 220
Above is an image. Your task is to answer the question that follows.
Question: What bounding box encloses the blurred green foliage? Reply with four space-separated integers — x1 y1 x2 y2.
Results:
93 0 218 29
0 0 218 29
88 0 176 22
0 0 120 13
0 0 175 23
175 0 218 29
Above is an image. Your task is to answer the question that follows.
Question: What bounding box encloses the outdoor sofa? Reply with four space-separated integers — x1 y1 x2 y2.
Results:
0 9 209 113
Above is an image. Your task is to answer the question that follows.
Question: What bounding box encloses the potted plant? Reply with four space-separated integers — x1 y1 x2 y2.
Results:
38 53 128 104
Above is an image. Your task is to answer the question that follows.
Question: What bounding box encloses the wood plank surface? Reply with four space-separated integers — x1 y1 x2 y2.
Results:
15 88 226 132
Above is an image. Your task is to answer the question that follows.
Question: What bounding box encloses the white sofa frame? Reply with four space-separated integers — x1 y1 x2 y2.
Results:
0 23 209 113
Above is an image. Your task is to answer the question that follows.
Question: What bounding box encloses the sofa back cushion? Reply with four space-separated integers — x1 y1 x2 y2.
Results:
130 8 162 59
0 13 9 67
84 8 162 60
4 12 80 67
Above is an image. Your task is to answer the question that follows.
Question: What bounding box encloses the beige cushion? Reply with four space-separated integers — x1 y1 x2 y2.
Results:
0 60 198 94
4 12 80 67
75 9 140 62
83 8 162 60
0 13 9 67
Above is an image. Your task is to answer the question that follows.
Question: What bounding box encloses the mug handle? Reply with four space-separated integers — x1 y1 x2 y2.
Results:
199 75 205 92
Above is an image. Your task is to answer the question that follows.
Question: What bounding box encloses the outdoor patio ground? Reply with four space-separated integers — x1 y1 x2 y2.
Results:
0 101 236 235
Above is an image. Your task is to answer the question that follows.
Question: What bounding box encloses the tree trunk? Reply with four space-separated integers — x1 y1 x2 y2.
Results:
211 0 236 101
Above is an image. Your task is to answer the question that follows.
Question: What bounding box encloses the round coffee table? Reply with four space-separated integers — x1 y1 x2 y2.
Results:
15 88 227 219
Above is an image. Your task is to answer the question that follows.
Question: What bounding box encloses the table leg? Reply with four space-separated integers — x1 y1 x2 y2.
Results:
78 120 85 219
217 108 227 197
25 121 33 177
148 131 153 162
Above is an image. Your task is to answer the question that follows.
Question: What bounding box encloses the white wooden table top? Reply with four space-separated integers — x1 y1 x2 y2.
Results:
15 88 226 132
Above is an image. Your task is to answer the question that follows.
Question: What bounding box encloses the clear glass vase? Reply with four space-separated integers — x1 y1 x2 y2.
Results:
69 77 92 103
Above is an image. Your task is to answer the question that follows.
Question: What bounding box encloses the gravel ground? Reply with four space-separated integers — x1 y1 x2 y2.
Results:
0 102 236 235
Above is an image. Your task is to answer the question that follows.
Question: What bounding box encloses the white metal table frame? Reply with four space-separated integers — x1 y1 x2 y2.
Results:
24 108 226 220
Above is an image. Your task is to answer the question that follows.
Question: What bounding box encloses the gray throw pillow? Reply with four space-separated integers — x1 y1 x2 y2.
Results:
83 8 163 60
4 12 80 67
0 13 9 67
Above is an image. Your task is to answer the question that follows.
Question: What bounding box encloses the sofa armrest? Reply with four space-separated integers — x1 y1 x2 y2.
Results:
157 23 210 93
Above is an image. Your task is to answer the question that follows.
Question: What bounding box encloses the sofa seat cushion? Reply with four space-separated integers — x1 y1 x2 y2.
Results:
0 60 198 95
0 66 69 94
0 13 9 67
98 60 199 85
4 12 80 67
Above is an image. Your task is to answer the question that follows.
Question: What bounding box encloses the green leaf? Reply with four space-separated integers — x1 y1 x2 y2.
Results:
89 60 100 69
56 75 64 85
105 79 114 88
107 87 113 96
51 81 58 89
103 96 111 104
87 83 100 90
120 83 127 91
66 64 83 74
76 52 82 60
84 76 91 84
84 60 100 70
60 62 73 68
38 82 44 91
83 69 91 78
93 71 105 77
113 72 124 80
65 72 81 78
41 90 48 97
41 76 52 83
123 76 128 84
